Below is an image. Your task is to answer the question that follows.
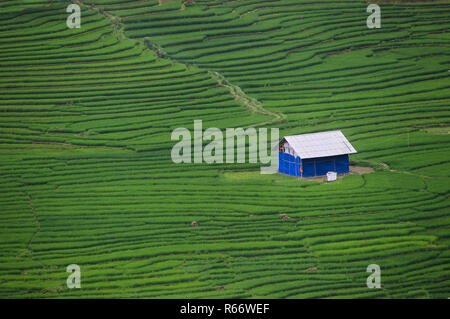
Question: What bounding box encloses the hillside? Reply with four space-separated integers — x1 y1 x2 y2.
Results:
0 0 449 298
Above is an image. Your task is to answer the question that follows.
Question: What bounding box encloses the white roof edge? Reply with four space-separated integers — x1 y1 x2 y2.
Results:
283 130 343 139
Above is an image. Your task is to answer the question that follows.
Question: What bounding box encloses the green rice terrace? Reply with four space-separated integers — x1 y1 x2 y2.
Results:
0 0 449 298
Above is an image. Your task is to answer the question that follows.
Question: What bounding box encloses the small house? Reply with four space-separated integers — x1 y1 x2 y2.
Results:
278 130 357 178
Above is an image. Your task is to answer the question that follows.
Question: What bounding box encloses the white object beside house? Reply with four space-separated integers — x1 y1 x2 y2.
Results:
327 171 337 181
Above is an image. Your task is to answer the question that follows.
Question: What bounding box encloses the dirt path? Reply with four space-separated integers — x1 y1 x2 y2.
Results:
209 71 287 126
349 165 374 175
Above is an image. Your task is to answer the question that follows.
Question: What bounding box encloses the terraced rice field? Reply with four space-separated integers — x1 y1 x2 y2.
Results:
0 0 449 298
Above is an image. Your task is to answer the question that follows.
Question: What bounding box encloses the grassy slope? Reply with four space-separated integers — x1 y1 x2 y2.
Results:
0 0 448 298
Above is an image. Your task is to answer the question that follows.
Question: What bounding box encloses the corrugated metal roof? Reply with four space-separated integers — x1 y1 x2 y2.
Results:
283 130 357 159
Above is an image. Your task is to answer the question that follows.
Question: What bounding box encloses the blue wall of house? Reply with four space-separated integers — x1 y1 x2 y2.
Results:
279 152 349 177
